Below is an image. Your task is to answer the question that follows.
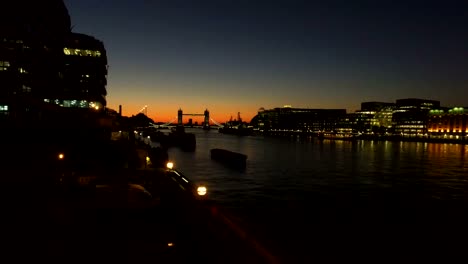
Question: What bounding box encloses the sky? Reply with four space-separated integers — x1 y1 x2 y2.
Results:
64 0 468 123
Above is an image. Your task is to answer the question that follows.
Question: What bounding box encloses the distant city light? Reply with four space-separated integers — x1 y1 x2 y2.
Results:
58 153 64 160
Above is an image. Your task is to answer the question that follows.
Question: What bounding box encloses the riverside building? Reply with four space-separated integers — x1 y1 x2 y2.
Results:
255 106 346 133
0 0 108 121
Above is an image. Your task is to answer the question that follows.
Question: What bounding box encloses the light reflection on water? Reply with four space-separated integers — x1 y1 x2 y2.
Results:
164 129 468 204
163 129 468 261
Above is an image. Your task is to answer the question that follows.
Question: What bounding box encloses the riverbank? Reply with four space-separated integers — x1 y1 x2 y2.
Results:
261 132 468 144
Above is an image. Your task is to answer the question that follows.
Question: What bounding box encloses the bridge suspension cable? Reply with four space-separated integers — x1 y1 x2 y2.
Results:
151 117 177 127
138 105 148 115
210 118 224 127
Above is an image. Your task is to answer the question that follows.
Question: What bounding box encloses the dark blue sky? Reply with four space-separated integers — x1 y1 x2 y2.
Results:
65 0 468 121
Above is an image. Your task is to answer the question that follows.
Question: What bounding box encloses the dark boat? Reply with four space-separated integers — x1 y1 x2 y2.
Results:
210 148 247 168
168 125 196 151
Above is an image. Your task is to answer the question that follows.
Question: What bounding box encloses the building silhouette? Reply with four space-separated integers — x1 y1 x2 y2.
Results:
0 0 108 121
255 106 346 132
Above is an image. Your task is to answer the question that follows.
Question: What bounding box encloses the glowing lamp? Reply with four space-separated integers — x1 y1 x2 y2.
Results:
197 186 207 196
58 153 64 160
166 162 174 169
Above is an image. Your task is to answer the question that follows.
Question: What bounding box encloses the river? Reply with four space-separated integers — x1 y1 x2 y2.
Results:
164 128 468 263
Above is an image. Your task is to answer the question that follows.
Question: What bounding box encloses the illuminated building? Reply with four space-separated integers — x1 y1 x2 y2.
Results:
374 106 395 129
336 102 394 135
0 0 107 120
428 107 468 139
395 98 440 110
361 102 395 112
47 33 108 110
255 105 346 132
392 98 440 136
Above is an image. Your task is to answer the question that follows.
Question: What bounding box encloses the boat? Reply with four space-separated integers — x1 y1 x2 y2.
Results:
168 125 196 151
210 148 247 168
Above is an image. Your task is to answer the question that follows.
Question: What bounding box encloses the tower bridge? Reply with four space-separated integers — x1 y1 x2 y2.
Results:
151 109 223 128
177 108 212 128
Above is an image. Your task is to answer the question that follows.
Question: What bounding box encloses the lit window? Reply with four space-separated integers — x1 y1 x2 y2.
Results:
0 61 10 71
22 85 31 93
79 100 88 108
19 68 28 74
63 47 102 57
0 105 8 111
44 99 50 103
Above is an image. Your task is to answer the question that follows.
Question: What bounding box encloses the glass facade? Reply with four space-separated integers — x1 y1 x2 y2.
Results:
63 48 102 57
0 1 107 119
0 61 10 71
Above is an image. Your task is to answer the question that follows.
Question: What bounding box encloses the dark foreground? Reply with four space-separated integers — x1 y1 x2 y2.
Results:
0 135 276 264
2 129 468 264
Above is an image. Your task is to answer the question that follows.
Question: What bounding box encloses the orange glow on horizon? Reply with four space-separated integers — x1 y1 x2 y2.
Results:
106 102 258 123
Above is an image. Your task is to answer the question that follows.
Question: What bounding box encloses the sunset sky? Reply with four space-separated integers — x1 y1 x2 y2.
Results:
64 0 468 123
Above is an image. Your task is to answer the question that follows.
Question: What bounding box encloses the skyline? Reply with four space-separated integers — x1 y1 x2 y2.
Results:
64 0 468 123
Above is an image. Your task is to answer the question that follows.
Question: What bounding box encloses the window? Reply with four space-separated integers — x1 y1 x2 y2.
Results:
22 85 31 93
0 61 10 71
0 105 8 111
63 48 102 57
79 100 88 108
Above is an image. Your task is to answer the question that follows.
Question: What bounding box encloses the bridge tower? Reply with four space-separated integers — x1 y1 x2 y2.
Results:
203 109 210 128
178 108 183 125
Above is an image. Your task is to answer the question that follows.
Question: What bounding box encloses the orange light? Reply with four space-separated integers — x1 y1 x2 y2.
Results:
166 162 174 169
58 153 64 160
197 186 207 196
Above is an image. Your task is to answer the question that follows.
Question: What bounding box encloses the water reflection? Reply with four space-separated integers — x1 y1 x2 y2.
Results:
165 130 468 262
167 130 468 206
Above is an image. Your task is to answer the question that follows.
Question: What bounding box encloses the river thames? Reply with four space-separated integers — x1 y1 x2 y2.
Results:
165 128 468 263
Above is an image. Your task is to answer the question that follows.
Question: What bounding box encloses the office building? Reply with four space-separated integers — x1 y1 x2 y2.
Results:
255 106 346 132
428 107 468 139
392 98 440 135
0 0 108 121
